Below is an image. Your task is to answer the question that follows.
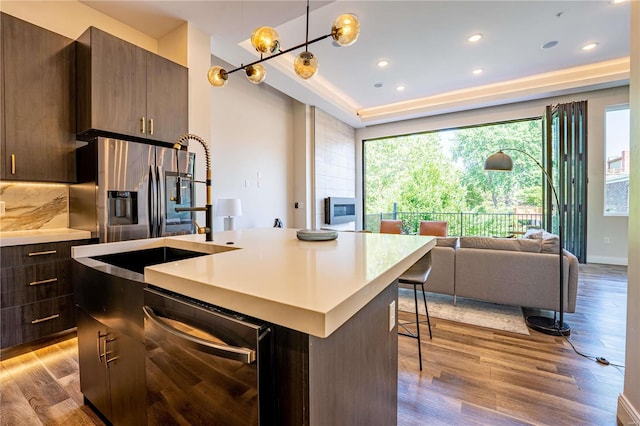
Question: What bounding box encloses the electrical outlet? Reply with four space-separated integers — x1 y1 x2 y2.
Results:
603 237 610 245
389 300 396 331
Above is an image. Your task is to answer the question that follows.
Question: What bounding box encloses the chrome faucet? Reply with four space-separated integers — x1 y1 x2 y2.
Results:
172 133 213 242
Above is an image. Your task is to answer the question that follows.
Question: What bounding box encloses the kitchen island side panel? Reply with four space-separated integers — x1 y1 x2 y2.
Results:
309 280 398 425
274 280 398 425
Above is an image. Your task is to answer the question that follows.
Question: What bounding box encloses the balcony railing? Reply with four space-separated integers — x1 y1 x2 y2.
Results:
365 211 544 237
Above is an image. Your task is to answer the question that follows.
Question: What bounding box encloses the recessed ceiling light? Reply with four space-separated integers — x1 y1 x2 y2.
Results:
541 40 559 49
472 68 484 75
467 33 483 43
377 60 389 68
582 42 599 51
396 85 405 92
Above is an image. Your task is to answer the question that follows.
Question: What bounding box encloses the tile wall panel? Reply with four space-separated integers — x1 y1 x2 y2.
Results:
0 183 68 231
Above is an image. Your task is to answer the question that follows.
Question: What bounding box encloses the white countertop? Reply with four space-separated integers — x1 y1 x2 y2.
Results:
0 228 92 247
72 228 435 338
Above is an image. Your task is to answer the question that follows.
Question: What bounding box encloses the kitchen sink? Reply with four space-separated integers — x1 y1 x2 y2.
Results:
91 247 209 274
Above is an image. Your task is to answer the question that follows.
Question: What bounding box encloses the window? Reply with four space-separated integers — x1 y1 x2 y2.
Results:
604 105 630 216
362 119 543 235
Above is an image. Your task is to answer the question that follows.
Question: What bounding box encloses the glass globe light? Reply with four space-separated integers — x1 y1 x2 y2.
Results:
245 64 266 84
294 51 318 79
207 66 228 87
251 26 280 54
331 13 360 46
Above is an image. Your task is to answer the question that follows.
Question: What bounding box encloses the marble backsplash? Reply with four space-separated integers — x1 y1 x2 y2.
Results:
0 182 69 231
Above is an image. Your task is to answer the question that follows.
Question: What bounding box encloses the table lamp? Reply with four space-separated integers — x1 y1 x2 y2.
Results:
216 198 242 231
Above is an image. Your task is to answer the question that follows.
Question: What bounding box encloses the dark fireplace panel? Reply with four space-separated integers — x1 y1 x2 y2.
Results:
324 197 356 224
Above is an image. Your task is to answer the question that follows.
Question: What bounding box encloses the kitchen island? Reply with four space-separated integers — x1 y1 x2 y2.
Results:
72 228 435 425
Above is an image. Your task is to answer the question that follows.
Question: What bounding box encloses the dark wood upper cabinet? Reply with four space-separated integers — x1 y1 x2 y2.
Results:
146 53 189 144
1 13 76 183
76 26 188 145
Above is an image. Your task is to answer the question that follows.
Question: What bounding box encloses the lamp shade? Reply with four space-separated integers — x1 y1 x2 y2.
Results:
294 51 318 79
245 64 266 84
251 26 280 54
207 66 228 87
484 151 513 171
216 199 242 217
331 13 360 46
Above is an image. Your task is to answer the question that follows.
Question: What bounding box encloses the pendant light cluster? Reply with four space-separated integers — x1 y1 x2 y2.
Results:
207 1 360 87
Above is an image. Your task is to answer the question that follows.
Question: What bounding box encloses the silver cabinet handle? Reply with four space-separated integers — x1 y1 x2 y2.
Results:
97 331 107 363
104 337 119 367
149 118 154 135
141 116 146 134
11 154 16 174
31 314 60 324
28 250 57 257
143 306 256 364
29 278 58 286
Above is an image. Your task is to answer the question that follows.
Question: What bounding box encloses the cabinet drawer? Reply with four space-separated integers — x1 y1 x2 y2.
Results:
1 260 72 308
0 294 76 348
0 240 89 268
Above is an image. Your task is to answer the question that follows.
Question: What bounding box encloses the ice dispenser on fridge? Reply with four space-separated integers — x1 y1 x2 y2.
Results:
107 191 138 225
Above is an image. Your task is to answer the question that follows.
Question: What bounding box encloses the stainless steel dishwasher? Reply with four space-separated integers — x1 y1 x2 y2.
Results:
143 287 275 425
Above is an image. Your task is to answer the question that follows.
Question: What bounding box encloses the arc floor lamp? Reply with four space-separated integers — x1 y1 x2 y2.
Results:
485 149 570 336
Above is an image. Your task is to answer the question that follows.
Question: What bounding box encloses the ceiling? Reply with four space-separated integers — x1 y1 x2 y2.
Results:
80 1 631 128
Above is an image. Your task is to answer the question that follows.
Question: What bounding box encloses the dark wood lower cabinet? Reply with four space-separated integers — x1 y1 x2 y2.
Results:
0 239 90 350
1 260 72 308
0 295 76 348
77 309 146 426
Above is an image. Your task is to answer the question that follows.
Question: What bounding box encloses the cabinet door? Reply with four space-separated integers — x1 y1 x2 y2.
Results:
0 260 72 309
77 310 112 420
0 294 76 348
107 331 147 425
1 13 76 182
146 53 188 143
88 27 147 139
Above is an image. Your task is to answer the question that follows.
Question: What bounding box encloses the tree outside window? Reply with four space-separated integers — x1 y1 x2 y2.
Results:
363 119 543 234
604 105 630 216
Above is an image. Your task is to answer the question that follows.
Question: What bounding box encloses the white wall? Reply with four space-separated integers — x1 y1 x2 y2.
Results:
292 103 313 229
209 57 295 230
0 1 158 54
619 1 640 424
357 86 630 265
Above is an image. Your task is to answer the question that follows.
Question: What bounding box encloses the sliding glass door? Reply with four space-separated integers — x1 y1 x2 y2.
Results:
544 102 588 263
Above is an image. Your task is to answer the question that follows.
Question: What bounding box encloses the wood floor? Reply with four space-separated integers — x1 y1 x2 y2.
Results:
0 264 627 425
398 263 627 426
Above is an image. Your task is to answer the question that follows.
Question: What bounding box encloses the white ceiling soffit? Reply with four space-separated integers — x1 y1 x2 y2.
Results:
79 1 631 128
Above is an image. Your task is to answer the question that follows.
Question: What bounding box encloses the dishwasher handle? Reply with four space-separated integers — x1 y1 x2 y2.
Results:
143 306 256 364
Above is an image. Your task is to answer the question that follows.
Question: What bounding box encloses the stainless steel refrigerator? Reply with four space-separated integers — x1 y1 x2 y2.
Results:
70 137 195 242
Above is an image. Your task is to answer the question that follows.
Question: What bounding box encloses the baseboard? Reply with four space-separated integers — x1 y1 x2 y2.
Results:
586 255 628 266
618 393 640 425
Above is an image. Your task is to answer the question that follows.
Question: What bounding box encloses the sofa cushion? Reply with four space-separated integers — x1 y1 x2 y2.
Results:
522 228 560 253
459 236 541 253
436 237 458 248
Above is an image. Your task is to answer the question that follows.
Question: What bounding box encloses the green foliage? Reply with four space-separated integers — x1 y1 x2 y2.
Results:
364 119 543 218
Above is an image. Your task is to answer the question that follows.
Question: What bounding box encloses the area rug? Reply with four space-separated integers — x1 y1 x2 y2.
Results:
398 288 530 335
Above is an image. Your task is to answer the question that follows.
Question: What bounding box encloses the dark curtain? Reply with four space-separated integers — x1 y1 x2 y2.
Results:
543 101 588 263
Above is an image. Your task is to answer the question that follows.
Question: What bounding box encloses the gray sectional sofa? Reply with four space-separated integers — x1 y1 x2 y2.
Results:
424 232 579 313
